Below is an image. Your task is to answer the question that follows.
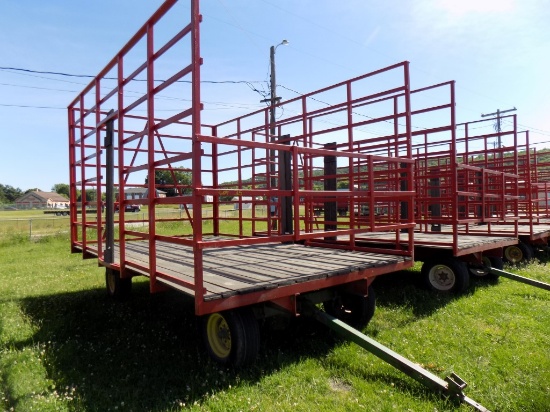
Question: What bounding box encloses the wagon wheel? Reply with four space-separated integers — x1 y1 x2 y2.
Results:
323 285 376 330
202 308 260 367
504 242 534 264
468 256 503 280
422 258 469 293
105 268 132 299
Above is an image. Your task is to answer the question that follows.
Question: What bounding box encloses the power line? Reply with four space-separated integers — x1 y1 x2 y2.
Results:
0 66 270 106
0 82 80 94
0 66 263 86
0 103 64 110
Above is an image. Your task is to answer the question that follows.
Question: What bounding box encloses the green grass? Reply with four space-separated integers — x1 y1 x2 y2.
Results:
0 234 549 411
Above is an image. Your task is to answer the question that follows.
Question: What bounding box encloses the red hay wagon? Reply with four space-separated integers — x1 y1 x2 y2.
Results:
68 0 415 365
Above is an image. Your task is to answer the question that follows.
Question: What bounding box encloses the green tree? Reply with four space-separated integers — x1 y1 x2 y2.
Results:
52 183 70 199
145 169 192 197
0 184 23 203
77 189 96 202
337 180 349 189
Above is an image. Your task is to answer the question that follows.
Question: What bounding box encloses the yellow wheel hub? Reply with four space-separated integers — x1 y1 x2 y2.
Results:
206 313 231 359
505 246 522 263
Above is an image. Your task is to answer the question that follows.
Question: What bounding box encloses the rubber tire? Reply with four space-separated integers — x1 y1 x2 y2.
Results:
202 308 260 367
504 242 534 264
323 285 376 330
469 256 503 280
422 258 470 293
105 268 132 299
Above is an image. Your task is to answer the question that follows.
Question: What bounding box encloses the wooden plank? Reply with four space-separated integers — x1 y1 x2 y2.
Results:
115 240 408 301
352 232 517 252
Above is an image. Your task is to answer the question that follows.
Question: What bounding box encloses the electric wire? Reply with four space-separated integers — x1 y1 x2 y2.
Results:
3 65 549 143
0 69 265 111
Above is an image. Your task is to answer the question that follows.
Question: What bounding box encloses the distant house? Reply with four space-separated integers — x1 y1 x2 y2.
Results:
182 195 213 209
123 188 167 200
232 196 257 210
15 190 69 209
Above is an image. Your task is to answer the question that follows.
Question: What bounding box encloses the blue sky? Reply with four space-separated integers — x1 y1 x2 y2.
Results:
1 0 549 192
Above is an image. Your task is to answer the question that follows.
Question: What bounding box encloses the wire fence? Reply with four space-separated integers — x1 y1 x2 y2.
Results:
0 217 70 240
0 207 270 241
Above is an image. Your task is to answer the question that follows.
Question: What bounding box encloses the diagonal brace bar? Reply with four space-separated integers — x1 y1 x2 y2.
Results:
307 303 490 412
490 268 550 291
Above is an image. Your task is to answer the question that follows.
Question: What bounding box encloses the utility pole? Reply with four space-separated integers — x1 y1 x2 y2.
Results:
261 39 288 230
261 40 289 156
481 107 516 148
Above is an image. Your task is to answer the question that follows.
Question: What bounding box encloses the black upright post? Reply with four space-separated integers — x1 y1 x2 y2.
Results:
429 172 441 232
324 143 337 240
400 162 409 224
278 135 293 235
476 170 484 221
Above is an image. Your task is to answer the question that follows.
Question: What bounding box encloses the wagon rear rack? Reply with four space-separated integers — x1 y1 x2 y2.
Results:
304 301 490 412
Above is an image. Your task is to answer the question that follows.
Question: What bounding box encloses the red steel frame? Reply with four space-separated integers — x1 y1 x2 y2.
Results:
532 146 550 220
454 117 550 244
207 62 415 252
410 82 519 256
68 0 415 316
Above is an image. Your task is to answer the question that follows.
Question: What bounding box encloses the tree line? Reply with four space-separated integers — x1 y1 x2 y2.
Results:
1 170 192 205
0 183 71 204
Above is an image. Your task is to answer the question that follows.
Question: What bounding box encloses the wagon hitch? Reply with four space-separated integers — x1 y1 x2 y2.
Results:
489 268 550 291
306 303 490 411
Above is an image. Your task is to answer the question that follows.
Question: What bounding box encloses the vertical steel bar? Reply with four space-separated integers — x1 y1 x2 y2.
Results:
146 22 158 292
67 107 78 250
79 95 87 251
104 112 115 264
450 81 459 256
346 81 356 244
526 131 534 237
212 126 219 236
237 120 243 237
292 146 300 240
191 0 205 314
95 78 103 260
117 54 127 274
403 62 414 254
251 130 256 235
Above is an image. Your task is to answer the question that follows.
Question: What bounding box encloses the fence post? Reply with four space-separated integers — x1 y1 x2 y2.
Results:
29 219 32 240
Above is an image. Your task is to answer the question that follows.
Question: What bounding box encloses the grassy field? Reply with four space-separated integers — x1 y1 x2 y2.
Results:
0 233 549 411
0 206 264 241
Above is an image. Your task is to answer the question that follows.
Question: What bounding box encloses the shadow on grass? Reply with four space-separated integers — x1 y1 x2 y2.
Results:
15 281 342 411
15 276 466 411
371 268 501 319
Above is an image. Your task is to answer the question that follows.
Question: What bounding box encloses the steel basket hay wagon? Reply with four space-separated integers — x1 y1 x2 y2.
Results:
67 0 416 365
409 83 519 290
452 117 550 263
330 80 519 293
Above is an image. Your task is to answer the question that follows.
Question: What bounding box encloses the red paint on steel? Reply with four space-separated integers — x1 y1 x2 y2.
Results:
68 1 417 316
